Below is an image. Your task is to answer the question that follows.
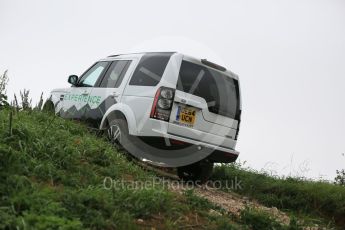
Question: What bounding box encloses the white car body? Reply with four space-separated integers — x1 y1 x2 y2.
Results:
47 52 242 165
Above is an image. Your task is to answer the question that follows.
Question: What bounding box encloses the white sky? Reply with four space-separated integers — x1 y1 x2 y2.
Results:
1 0 344 180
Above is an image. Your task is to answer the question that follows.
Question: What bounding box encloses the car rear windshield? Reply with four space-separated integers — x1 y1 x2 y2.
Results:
177 60 240 120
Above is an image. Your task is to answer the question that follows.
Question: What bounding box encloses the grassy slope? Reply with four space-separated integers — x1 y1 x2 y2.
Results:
0 109 244 230
212 164 345 228
2 109 341 229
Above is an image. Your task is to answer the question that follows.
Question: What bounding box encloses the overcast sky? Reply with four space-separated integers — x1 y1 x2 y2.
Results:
1 0 344 180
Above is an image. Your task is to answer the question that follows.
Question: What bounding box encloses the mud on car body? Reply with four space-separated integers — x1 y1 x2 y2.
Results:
45 52 242 182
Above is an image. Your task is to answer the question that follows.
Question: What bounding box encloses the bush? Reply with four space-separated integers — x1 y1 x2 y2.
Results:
335 169 345 186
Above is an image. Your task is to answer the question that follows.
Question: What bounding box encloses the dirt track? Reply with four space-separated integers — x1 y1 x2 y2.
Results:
169 181 291 226
138 162 291 226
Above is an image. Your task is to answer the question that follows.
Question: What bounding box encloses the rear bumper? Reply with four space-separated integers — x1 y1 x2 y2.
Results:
150 127 239 163
136 118 239 163
206 149 239 163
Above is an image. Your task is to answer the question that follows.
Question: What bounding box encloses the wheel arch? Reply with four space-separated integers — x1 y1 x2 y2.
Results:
99 103 138 135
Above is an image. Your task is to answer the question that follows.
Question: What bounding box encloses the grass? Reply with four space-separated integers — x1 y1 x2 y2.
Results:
1 108 337 229
211 163 345 228
239 208 299 230
0 109 243 229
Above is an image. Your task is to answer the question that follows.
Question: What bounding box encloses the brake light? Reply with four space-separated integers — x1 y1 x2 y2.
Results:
170 139 187 145
150 87 175 121
234 110 241 140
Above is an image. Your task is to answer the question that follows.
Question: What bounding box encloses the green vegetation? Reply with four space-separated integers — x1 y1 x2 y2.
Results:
0 108 307 229
239 208 301 230
212 163 345 228
0 70 9 108
1 109 246 229
335 169 345 186
1 74 343 228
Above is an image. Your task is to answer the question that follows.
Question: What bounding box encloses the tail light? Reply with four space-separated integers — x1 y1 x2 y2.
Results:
150 87 175 121
234 110 241 140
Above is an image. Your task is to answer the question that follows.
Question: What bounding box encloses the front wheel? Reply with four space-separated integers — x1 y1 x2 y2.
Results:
107 118 133 161
177 161 214 183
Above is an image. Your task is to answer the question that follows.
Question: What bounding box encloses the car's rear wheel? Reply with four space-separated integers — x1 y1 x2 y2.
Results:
177 161 214 183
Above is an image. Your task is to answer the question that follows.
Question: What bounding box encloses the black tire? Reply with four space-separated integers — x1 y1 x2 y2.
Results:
177 161 214 184
107 118 133 161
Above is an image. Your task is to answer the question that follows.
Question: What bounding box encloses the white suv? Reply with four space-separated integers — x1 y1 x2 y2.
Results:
45 52 242 182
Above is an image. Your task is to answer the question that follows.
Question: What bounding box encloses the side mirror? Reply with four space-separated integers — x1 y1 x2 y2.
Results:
68 75 78 86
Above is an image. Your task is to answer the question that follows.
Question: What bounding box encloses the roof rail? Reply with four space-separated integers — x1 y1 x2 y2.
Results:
108 51 176 58
108 54 122 57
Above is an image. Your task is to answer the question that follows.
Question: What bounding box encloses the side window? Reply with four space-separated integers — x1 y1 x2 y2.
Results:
129 53 172 86
78 62 109 87
100 60 131 88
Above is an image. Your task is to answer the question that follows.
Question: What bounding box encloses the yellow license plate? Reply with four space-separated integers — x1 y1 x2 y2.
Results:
176 106 196 125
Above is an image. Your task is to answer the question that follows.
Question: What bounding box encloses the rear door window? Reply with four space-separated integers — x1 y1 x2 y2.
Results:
129 53 173 86
100 60 132 88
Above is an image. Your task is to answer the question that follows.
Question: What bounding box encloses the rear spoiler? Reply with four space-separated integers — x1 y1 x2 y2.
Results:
201 59 226 72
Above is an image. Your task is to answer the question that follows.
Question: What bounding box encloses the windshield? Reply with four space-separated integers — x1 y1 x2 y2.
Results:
177 60 240 120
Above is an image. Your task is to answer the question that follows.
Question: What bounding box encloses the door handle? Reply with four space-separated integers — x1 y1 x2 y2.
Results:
174 95 204 109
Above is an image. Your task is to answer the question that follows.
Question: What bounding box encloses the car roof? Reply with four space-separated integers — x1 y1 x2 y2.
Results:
102 52 175 61
100 52 238 80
